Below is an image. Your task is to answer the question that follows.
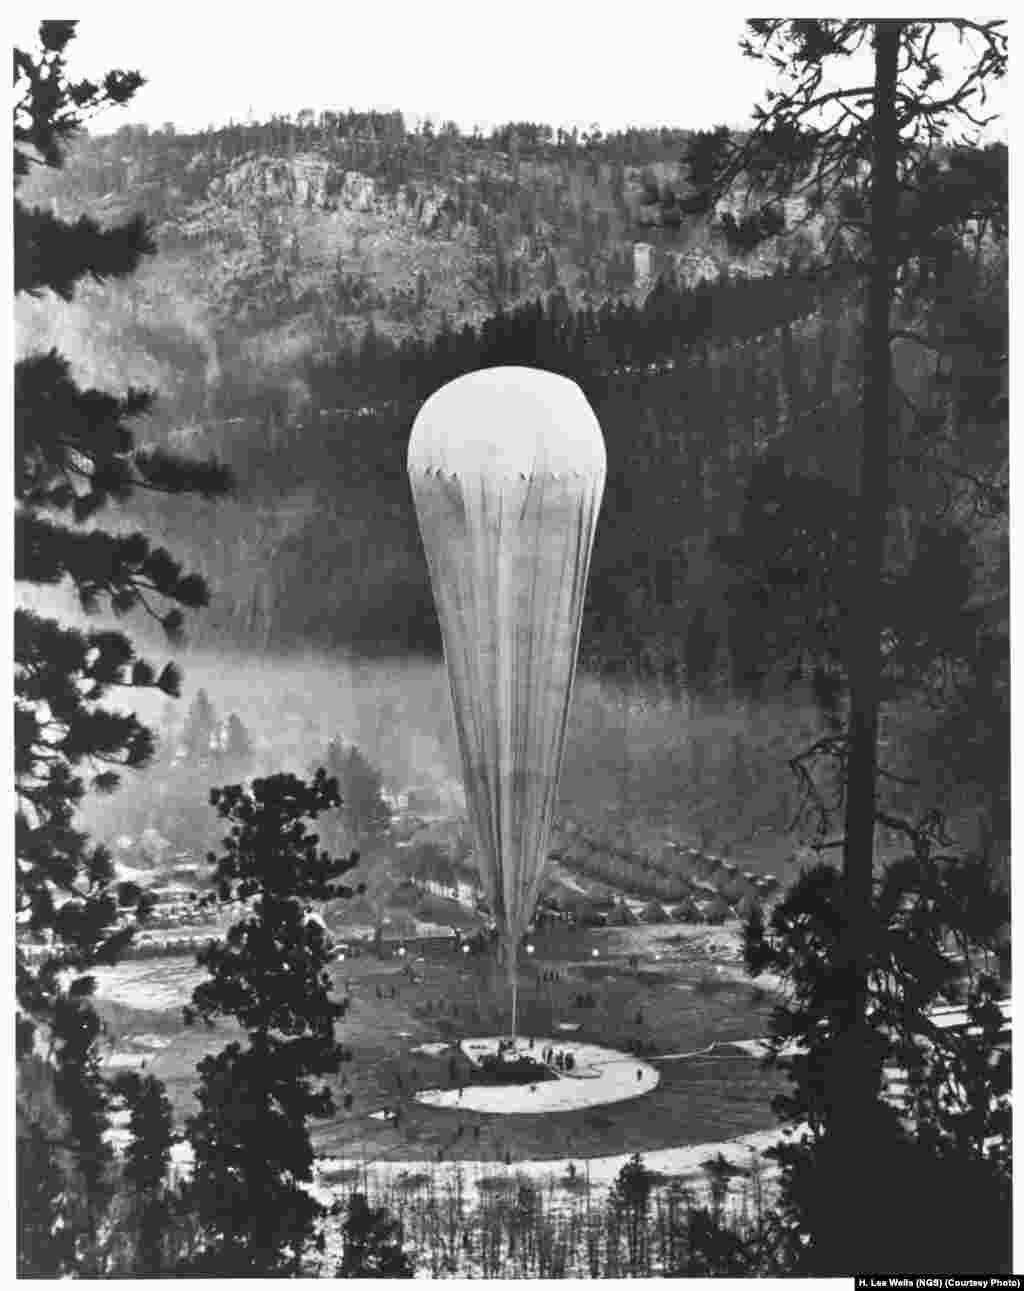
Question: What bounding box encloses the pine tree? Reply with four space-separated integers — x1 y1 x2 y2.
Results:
543 248 559 291
16 1070 76 1276
336 1192 413 1278
224 712 253 766
180 687 218 761
682 606 719 688
317 739 391 845
183 771 360 1275
609 1153 652 1275
682 21 1007 1271
14 21 231 1272
109 1072 176 1275
680 1154 752 1276
745 854 1010 1273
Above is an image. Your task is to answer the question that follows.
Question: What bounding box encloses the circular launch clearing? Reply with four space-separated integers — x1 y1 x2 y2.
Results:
415 1036 660 1114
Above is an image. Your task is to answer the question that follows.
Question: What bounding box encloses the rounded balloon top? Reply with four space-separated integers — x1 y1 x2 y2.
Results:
408 367 606 482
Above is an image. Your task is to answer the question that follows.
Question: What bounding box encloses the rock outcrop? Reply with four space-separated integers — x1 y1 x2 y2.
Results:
206 155 461 229
210 153 378 214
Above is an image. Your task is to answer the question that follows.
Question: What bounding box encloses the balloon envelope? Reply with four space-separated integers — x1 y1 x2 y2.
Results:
408 368 606 979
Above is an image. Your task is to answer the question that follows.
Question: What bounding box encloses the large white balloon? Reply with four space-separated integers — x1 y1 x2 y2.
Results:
408 368 606 1024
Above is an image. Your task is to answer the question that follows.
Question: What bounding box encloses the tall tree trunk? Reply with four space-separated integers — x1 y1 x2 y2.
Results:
777 318 800 440
832 18 901 1269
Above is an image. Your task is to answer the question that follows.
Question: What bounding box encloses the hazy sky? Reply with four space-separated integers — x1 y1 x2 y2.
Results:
11 6 1008 139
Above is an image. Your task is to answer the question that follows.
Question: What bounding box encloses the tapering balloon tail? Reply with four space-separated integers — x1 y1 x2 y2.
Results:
506 935 519 1042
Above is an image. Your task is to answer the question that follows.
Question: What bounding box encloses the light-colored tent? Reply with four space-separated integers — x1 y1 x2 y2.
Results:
651 842 681 868
563 839 594 866
587 882 619 910
700 896 732 925
719 874 755 904
387 913 418 937
735 892 763 922
407 820 461 853
563 894 606 926
539 878 580 910
608 823 633 857
607 902 639 926
546 834 567 860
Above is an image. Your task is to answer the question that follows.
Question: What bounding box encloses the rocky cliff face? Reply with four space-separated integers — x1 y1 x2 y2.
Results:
208 153 446 230
210 154 377 213
133 151 490 360
25 135 759 373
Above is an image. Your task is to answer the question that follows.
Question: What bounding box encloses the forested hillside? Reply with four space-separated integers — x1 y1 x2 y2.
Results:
17 113 749 353
17 114 1006 690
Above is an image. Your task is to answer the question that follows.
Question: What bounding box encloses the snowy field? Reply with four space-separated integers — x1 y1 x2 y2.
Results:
93 921 786 1164
415 1036 660 1112
312 1124 785 1207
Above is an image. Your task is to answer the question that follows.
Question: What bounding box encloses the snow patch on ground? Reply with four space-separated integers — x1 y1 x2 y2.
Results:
129 1033 173 1050
416 1037 659 1113
103 1052 150 1070
91 962 206 1010
136 1128 789 1201
310 1125 788 1215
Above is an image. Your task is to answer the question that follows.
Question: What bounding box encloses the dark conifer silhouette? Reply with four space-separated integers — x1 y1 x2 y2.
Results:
744 854 1010 1273
14 21 230 1274
181 687 217 761
183 771 360 1275
680 19 1007 1274
109 1071 176 1275
336 1192 413 1278
223 712 253 766
609 1152 652 1274
316 739 392 845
